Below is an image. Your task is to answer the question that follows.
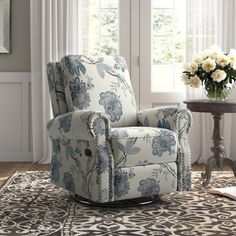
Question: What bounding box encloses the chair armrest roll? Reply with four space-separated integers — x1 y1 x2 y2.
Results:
137 107 193 138
47 110 111 141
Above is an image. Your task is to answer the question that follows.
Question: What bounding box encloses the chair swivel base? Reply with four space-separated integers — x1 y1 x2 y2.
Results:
72 194 160 207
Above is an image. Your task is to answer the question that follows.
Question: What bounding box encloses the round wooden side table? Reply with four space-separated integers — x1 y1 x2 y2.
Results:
184 99 236 186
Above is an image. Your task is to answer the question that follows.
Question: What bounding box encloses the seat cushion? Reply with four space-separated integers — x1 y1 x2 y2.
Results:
61 55 137 127
111 127 178 168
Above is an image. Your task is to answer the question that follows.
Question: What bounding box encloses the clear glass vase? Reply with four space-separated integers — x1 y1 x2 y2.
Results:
205 85 231 101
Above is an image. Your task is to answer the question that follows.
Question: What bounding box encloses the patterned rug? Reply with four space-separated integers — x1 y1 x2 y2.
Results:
0 171 236 236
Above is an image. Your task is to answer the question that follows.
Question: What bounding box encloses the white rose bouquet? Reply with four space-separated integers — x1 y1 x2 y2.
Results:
182 46 236 100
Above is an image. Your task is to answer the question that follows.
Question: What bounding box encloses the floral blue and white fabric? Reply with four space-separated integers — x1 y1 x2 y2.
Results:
114 163 177 201
60 55 137 127
137 107 193 191
46 55 193 203
111 127 177 168
46 63 68 117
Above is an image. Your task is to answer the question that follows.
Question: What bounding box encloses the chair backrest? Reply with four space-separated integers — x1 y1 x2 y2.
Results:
61 55 137 127
46 62 68 117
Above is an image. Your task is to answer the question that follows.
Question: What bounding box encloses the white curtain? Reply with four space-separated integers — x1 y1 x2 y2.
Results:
30 0 82 163
186 0 236 163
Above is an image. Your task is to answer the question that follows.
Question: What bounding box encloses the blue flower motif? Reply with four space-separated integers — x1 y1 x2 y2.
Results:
70 79 90 109
114 56 128 72
61 65 69 87
97 145 109 172
63 172 75 193
52 140 60 155
96 57 113 78
114 169 129 197
64 55 86 76
156 108 178 119
111 129 129 138
157 119 170 129
96 119 106 136
58 114 72 133
137 178 160 196
51 159 61 183
152 130 176 156
99 91 122 122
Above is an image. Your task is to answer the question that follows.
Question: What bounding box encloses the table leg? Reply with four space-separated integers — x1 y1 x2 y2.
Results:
202 113 224 186
201 156 216 187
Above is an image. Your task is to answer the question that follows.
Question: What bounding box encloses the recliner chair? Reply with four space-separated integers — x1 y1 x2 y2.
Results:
47 55 193 203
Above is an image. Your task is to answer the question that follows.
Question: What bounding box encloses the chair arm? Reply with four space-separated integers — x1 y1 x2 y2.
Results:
47 110 111 141
137 107 193 139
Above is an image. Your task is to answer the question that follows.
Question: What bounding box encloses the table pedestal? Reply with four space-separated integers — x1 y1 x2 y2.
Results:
201 112 236 186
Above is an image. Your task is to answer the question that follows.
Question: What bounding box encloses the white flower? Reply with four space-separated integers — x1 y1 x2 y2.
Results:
190 75 202 88
193 54 203 64
201 49 211 59
209 45 223 59
202 58 216 72
228 49 236 69
189 62 198 74
231 62 236 70
217 55 230 67
181 73 190 85
211 69 227 83
182 63 190 72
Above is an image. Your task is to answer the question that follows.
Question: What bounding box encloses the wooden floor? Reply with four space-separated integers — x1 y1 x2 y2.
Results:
0 162 231 187
0 163 50 187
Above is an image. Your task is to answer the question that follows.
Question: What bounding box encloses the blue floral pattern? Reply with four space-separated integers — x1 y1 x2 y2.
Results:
114 169 130 197
61 55 137 126
52 140 60 155
114 56 128 72
58 114 72 133
152 130 176 156
157 119 170 129
63 172 75 193
70 79 91 109
137 178 160 196
99 91 122 122
51 159 61 183
96 119 106 136
96 57 113 78
47 55 193 203
64 55 86 76
97 145 109 173
46 62 68 117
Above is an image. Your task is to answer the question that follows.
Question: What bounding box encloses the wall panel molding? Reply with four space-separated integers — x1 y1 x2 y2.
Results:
0 72 32 162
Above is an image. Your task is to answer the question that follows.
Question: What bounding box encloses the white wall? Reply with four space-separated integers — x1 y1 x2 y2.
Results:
0 73 32 161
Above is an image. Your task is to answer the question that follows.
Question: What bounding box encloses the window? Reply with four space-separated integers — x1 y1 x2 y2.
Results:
80 0 188 108
152 0 186 92
82 0 119 56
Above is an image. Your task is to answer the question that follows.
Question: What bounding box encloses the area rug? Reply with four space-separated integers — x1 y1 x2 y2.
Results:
0 171 236 236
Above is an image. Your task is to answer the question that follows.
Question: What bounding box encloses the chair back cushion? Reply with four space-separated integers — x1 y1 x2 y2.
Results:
47 62 68 117
61 55 137 127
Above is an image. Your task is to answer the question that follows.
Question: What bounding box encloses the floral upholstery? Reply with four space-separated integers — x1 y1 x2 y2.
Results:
47 55 193 203
114 163 177 201
137 107 193 191
111 127 178 168
61 55 137 127
46 62 68 117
